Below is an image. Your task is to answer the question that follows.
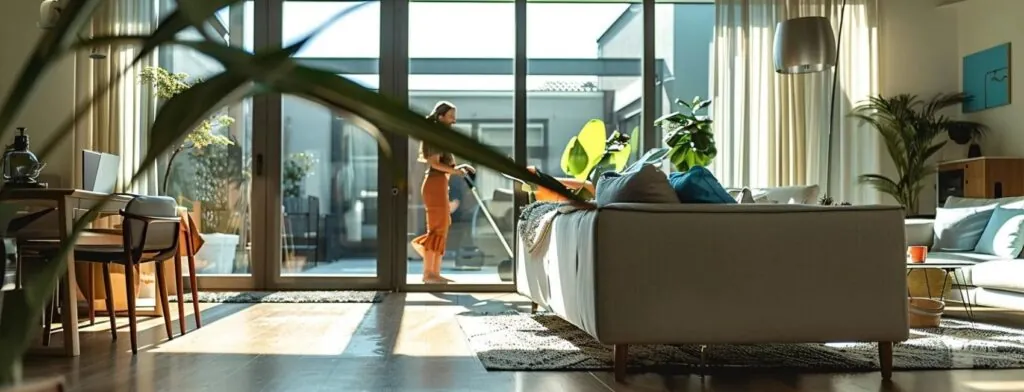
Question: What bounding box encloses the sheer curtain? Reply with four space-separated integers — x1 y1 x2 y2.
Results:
74 0 159 195
710 0 880 204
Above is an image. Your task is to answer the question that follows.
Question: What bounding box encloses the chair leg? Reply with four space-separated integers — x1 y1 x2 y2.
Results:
124 263 139 354
87 265 95 326
185 234 201 328
173 252 186 335
101 263 117 341
614 344 628 382
879 341 893 381
154 261 174 340
41 286 56 347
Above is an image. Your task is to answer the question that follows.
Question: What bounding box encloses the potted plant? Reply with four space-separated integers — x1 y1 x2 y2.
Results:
191 138 248 274
946 119 988 158
283 152 317 198
654 96 717 172
549 119 637 200
850 93 985 216
139 66 235 195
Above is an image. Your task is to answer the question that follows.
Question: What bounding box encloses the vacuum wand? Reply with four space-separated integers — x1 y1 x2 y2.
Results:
462 172 515 259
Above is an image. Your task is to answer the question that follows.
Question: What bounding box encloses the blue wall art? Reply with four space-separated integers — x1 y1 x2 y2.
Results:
963 43 1012 113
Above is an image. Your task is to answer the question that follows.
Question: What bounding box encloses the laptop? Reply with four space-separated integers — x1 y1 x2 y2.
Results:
82 149 120 193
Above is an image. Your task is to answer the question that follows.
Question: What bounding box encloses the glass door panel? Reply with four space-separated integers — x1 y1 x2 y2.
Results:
275 1 386 283
160 2 256 288
406 1 515 286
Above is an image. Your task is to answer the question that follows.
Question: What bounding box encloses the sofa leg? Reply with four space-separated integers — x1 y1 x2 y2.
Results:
530 302 538 314
878 341 893 381
614 344 628 382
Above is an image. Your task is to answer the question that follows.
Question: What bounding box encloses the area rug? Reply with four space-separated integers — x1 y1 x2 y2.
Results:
169 291 385 303
456 311 1024 372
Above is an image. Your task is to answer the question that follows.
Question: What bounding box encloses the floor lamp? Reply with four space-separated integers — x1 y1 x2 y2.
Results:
773 0 847 198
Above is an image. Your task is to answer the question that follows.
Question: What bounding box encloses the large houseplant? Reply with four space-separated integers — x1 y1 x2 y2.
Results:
0 0 579 385
850 93 985 215
654 96 716 172
191 137 248 274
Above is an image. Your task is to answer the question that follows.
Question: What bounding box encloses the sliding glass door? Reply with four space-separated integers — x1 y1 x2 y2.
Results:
260 0 393 289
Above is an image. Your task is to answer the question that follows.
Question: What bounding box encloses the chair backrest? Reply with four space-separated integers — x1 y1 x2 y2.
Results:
122 196 179 254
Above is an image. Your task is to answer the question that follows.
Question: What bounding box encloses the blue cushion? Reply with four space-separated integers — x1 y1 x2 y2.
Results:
932 205 996 251
974 206 1024 257
667 166 736 204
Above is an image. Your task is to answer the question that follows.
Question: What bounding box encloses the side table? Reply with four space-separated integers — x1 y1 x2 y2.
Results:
906 261 976 323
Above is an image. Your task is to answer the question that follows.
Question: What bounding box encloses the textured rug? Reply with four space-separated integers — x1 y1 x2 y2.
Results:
169 291 385 303
456 311 1024 372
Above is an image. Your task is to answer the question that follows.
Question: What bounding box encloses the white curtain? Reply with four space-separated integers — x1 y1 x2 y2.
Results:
74 0 159 195
711 0 881 204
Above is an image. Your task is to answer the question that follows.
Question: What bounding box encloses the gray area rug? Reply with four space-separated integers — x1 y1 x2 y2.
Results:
456 311 1024 372
169 291 385 303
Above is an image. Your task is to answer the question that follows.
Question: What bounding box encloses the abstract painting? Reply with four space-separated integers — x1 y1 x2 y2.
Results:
963 43 1012 113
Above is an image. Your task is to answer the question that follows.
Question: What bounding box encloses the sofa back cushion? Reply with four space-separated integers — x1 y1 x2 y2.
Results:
667 166 736 204
933 205 997 251
595 164 679 207
974 205 1024 258
945 196 1024 209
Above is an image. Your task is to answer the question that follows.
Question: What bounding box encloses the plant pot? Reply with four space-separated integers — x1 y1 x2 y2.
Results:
195 233 240 274
968 143 982 158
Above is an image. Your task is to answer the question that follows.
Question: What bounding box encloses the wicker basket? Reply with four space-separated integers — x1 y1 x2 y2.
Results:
908 297 945 328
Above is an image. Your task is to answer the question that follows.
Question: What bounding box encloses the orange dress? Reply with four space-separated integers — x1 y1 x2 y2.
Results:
411 168 452 257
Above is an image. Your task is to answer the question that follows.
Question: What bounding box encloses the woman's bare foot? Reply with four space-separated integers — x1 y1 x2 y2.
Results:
422 275 449 284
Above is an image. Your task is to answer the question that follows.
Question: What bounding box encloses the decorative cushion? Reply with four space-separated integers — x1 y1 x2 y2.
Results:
974 206 1024 258
726 185 819 204
945 196 1024 209
933 205 997 252
595 164 679 207
667 166 736 204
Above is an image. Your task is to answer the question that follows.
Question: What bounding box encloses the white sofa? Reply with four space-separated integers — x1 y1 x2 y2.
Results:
516 202 909 381
905 196 1024 310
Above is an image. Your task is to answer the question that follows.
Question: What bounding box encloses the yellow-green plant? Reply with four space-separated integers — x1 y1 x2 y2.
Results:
0 0 580 385
139 66 235 194
560 119 638 184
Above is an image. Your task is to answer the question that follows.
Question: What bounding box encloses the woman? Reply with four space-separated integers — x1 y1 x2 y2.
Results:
412 101 474 284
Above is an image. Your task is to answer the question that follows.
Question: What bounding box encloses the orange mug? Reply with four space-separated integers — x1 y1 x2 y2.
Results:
908 246 928 263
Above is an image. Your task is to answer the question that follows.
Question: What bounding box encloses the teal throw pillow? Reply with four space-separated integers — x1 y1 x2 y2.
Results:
974 206 1024 257
667 166 736 204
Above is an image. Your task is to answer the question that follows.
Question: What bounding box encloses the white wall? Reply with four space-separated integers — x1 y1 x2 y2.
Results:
955 0 1024 157
0 0 76 186
878 0 961 213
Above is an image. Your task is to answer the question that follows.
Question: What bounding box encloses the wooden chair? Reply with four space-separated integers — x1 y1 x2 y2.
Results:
27 196 182 353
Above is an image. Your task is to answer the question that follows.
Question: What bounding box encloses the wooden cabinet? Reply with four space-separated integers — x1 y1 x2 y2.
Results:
937 157 1024 205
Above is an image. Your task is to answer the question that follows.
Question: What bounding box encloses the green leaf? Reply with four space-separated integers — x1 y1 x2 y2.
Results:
693 98 712 113
562 138 589 178
575 119 607 172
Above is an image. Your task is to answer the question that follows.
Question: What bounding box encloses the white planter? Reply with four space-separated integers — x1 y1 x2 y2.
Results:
196 233 240 274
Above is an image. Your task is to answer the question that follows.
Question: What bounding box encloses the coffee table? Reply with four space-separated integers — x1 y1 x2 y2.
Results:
906 261 976 323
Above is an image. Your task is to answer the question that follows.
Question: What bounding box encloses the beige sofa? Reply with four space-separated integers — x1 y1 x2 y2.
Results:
905 196 1024 310
516 203 909 381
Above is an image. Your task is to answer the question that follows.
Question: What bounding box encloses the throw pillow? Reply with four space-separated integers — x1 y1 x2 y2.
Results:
974 206 1024 257
667 166 736 204
933 205 997 251
594 164 679 207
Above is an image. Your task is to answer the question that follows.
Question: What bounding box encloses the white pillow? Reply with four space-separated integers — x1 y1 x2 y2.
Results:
933 205 997 251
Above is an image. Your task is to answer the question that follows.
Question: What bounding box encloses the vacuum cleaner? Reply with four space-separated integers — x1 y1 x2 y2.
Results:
462 172 516 282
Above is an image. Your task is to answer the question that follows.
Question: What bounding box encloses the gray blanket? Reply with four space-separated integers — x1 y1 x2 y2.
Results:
518 201 594 254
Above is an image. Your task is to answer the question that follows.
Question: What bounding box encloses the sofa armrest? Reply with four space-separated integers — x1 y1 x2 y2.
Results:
904 218 934 247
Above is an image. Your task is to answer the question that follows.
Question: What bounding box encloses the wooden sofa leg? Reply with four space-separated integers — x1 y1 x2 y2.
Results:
614 344 628 382
530 302 538 314
879 341 893 381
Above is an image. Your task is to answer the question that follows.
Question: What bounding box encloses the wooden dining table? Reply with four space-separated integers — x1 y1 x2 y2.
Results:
1 188 133 357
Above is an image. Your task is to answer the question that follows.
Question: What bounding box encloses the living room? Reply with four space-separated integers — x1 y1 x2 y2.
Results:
3 0 1024 391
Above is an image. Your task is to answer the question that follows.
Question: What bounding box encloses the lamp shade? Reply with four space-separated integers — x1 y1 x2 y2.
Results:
773 16 837 74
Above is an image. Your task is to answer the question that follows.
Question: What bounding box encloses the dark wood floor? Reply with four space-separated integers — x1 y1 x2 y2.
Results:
19 293 1024 392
